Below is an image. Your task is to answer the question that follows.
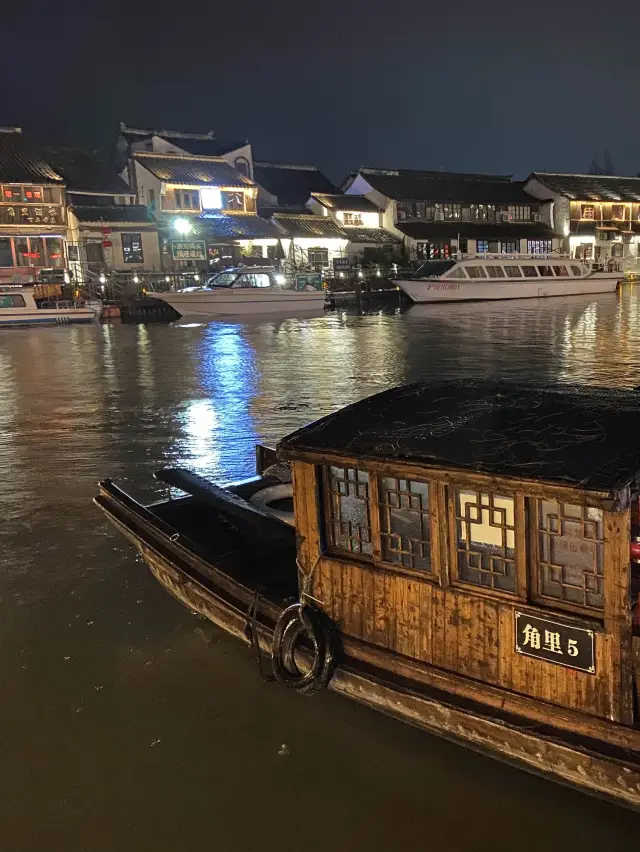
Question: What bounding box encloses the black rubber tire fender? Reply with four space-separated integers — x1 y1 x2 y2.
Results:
271 603 339 694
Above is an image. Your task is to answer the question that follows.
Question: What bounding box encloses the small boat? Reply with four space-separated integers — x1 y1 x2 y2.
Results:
150 267 327 317
95 381 640 809
395 255 621 303
0 286 97 327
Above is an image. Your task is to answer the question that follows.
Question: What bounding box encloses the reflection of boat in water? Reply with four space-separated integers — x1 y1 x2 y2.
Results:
0 286 97 327
97 381 640 810
396 256 620 303
151 268 327 317
407 291 615 319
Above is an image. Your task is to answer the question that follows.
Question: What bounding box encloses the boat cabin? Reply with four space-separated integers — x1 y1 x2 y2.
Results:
413 257 598 281
278 381 640 729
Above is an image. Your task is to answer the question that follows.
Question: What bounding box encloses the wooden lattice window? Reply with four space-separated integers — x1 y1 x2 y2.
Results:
378 476 431 572
326 465 372 556
454 489 517 594
535 499 604 612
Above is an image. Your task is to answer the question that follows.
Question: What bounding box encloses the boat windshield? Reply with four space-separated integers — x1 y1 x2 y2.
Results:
206 272 240 288
414 260 457 278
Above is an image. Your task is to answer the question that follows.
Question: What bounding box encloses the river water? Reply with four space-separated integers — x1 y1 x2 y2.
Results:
1 291 640 851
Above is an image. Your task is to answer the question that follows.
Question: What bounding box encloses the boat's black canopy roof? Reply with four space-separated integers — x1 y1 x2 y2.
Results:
278 380 640 495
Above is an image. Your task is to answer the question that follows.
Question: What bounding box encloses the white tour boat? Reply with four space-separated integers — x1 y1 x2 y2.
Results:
151 267 327 318
395 256 621 303
0 286 97 327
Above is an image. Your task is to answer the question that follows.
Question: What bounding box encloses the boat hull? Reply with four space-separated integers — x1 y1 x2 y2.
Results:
151 289 327 317
396 275 620 303
95 479 640 810
0 308 96 327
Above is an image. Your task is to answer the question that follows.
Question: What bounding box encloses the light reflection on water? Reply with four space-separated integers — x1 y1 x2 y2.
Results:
1 291 640 850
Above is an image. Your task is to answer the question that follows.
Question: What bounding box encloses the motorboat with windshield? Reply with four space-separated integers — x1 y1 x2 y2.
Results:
150 267 327 317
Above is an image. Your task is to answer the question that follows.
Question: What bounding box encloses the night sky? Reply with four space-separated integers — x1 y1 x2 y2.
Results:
5 0 640 181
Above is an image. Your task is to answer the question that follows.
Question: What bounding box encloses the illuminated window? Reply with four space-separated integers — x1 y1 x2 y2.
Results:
307 247 328 267
45 237 64 267
612 204 625 220
443 204 461 219
507 205 530 221
476 240 489 253
415 202 426 219
396 201 414 220
222 191 245 211
500 241 518 253
528 239 553 254
454 489 517 594
581 205 595 220
343 212 363 226
326 465 372 556
535 499 604 612
122 233 144 264
378 476 431 572
174 190 200 210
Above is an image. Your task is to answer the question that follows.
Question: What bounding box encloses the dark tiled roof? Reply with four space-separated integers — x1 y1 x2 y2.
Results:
342 226 401 244
72 205 156 225
273 215 347 238
396 222 557 240
120 126 247 156
530 172 640 202
278 379 640 493
356 168 533 204
135 153 253 187
258 203 310 217
254 162 339 205
195 214 281 240
41 147 132 195
312 193 380 212
0 131 63 184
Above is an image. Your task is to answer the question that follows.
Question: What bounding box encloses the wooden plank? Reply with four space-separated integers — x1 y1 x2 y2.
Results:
418 580 433 664
514 493 528 599
394 574 410 657
372 569 388 647
498 605 514 691
435 482 449 587
604 509 634 725
432 583 447 669
361 564 375 641
405 577 421 661
350 564 364 639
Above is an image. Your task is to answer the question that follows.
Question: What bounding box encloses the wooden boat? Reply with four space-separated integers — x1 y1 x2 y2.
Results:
95 381 640 809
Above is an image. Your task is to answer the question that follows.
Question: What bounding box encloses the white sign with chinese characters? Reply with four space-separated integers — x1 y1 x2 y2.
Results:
514 611 595 674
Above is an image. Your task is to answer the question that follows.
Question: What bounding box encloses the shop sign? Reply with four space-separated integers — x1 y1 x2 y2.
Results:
332 257 350 271
171 240 206 260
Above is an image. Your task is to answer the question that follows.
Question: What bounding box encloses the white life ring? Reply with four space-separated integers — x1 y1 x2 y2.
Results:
248 484 294 526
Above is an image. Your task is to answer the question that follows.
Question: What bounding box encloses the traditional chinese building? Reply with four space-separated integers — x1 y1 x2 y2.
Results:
254 162 338 212
117 124 253 180
43 146 161 280
129 151 281 272
0 128 67 283
306 192 402 262
524 172 640 264
343 167 561 259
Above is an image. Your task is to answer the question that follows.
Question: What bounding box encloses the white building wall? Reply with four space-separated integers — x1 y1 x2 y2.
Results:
132 160 163 209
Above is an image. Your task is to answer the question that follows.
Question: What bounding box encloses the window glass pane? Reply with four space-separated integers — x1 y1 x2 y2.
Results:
3 186 21 203
466 266 487 279
570 265 582 276
455 490 517 593
553 265 569 276
505 265 522 277
327 465 372 555
378 476 431 571
536 499 604 610
23 186 43 203
476 240 488 253
486 265 505 278
0 237 12 266
537 265 552 276
446 267 467 279
42 186 60 204
122 233 143 264
45 237 64 267
254 274 270 288
15 237 29 266
522 265 538 277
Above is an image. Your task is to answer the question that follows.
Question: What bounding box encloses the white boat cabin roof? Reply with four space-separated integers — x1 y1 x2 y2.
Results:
413 256 590 280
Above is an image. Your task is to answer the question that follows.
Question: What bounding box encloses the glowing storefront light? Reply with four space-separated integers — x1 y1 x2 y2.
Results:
200 187 222 210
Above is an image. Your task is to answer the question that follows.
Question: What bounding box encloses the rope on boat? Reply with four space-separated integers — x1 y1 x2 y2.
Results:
244 586 274 683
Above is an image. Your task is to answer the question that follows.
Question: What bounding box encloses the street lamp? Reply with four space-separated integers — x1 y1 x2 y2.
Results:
173 218 193 236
